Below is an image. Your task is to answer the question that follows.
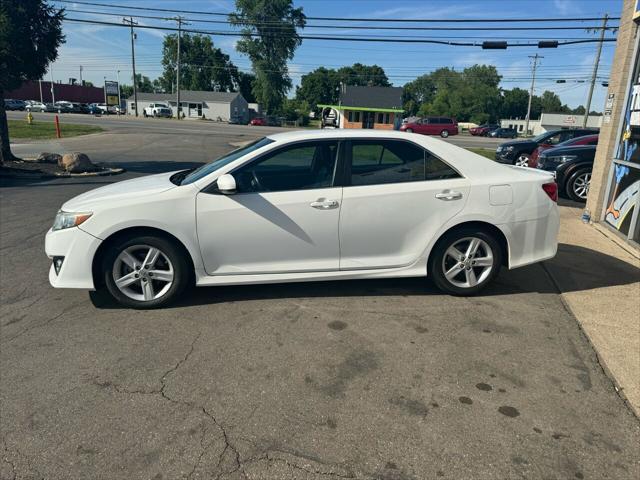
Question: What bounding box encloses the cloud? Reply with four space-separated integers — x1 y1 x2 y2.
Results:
553 0 582 15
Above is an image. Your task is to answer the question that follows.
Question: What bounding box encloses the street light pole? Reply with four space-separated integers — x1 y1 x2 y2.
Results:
525 53 542 137
583 14 608 128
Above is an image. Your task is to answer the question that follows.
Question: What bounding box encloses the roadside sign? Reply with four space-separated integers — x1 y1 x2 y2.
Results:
606 93 615 110
104 81 119 106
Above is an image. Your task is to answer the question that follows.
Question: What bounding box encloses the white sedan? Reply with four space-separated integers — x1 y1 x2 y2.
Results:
45 130 559 308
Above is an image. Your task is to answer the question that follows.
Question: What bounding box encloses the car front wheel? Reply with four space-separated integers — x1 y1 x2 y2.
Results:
430 228 502 296
405 128 413 133
440 130 449 138
102 235 190 309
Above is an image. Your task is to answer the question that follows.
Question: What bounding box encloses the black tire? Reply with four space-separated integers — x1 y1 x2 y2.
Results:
565 168 591 203
143 111 148 118
101 234 191 309
429 227 502 296
440 130 449 138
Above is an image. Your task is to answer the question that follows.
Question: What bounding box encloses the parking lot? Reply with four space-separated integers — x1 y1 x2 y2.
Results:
1 119 639 479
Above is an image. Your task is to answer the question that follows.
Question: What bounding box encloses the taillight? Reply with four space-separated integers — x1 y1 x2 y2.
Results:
542 182 558 202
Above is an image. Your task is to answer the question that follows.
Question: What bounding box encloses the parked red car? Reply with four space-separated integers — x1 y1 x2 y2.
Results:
250 117 266 126
400 116 459 138
529 133 599 168
469 124 500 136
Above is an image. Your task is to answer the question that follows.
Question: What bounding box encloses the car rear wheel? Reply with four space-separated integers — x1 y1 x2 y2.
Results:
430 228 502 296
566 168 591 202
405 128 413 133
102 235 190 309
440 130 449 138
514 154 530 167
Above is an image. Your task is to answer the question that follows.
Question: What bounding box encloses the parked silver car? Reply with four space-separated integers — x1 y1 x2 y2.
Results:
26 100 51 112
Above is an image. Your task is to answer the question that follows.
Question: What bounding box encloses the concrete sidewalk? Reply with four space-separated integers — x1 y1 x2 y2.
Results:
545 204 640 416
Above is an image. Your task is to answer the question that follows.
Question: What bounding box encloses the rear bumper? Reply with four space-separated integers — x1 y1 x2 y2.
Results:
45 227 102 289
499 205 560 269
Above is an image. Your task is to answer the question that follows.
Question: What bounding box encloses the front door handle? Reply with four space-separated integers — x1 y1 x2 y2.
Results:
435 190 463 201
310 199 339 210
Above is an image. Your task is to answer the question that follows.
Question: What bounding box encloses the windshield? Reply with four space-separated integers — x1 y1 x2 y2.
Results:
180 137 274 185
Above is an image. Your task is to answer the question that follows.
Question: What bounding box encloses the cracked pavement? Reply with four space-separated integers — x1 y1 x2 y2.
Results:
1 132 639 479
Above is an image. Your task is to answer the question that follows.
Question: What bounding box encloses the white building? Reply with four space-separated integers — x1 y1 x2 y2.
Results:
500 113 603 136
127 91 249 122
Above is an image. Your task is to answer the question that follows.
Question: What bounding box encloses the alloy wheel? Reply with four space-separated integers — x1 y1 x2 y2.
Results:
573 172 591 200
112 244 174 301
441 130 449 138
515 155 529 167
441 237 495 289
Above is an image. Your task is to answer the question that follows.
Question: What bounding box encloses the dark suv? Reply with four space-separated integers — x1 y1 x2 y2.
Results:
495 128 597 167
536 145 596 202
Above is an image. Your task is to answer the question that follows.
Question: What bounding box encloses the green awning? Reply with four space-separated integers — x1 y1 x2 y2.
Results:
317 104 404 113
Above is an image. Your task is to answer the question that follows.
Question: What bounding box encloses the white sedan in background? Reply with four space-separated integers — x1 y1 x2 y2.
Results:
45 130 559 308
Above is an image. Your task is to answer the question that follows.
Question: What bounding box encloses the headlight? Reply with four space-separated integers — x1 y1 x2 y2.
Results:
496 146 502 152
505 146 515 152
52 211 92 231
546 155 577 163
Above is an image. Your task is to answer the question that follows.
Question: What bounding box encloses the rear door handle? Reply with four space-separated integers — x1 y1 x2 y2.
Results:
310 199 339 210
435 191 463 201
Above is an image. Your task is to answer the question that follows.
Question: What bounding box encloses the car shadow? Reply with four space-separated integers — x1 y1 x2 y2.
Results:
89 242 639 309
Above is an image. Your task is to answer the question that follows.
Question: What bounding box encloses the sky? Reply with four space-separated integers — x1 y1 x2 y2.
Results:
47 0 622 111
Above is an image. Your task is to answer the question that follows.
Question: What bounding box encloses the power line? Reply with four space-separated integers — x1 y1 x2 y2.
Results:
54 1 620 23
63 8 620 31
63 17 618 47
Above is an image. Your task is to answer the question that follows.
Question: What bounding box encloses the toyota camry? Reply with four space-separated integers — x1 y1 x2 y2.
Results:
45 130 559 308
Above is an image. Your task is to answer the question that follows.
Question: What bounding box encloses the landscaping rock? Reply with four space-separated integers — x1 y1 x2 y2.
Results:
59 152 95 173
36 152 62 164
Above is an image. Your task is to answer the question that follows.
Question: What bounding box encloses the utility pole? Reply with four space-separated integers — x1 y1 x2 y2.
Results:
38 79 43 103
173 16 188 119
583 14 608 127
117 70 122 115
79 65 83 85
123 17 138 116
525 53 542 137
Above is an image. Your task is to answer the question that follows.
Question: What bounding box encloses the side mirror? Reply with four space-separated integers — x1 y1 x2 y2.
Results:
216 174 236 195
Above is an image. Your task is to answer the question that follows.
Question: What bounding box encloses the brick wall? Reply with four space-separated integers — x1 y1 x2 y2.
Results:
587 0 638 220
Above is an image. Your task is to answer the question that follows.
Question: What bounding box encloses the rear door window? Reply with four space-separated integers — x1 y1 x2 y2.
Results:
349 140 459 186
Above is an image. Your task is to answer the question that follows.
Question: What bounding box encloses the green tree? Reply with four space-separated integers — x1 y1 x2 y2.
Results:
402 74 436 116
159 33 238 93
296 67 340 110
336 63 390 87
572 105 586 115
280 98 310 125
539 90 564 113
229 0 306 113
236 71 256 103
0 0 64 163
500 87 530 119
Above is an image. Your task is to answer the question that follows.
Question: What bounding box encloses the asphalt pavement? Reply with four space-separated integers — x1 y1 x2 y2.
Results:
1 122 639 479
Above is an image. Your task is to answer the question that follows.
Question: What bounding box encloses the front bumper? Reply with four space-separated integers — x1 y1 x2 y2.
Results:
45 227 102 289
494 150 515 164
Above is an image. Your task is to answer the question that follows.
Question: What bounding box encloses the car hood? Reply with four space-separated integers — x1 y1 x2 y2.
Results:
540 145 596 157
62 171 179 212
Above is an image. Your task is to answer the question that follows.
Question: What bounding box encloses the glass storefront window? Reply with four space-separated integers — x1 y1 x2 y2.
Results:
603 31 640 243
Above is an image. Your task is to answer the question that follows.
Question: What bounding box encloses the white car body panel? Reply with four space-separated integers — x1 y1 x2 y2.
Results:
45 130 558 292
196 187 342 275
